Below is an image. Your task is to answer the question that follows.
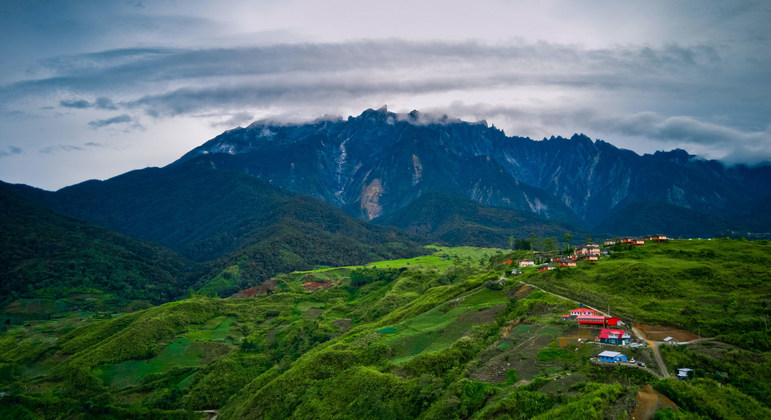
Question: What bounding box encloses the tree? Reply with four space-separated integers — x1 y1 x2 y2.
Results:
509 235 515 250
543 238 556 253
529 233 541 252
563 233 573 251
585 234 593 244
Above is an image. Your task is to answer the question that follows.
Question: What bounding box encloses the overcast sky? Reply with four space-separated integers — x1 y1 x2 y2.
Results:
1 0 769 190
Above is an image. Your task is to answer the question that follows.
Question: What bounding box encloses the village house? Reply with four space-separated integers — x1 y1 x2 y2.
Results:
558 260 577 268
677 368 694 380
583 255 599 261
574 244 601 256
569 308 598 317
598 328 631 345
603 238 618 246
620 237 645 245
645 234 669 242
605 317 622 326
577 314 607 325
510 269 523 275
597 351 628 363
537 263 556 272
663 336 678 345
518 259 535 268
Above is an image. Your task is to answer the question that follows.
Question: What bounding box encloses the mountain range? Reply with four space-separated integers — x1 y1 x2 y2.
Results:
176 106 771 235
4 106 770 304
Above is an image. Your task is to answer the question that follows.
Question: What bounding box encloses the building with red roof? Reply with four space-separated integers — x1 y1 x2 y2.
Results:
598 329 631 345
570 308 597 317
577 314 606 325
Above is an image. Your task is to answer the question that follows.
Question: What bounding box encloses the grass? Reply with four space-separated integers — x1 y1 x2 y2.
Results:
526 239 771 350
93 338 207 387
4 242 768 419
381 287 505 363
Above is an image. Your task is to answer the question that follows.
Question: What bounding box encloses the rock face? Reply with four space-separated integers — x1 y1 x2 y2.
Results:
175 107 771 231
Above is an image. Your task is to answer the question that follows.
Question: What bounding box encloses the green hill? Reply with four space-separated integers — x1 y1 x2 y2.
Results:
527 238 771 351
1 241 768 419
0 183 190 312
7 161 426 298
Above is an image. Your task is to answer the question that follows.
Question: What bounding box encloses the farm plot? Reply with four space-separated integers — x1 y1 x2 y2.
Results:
379 287 506 363
93 338 211 388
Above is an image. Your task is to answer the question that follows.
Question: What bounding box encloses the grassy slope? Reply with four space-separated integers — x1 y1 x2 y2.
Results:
1 242 769 419
525 239 771 351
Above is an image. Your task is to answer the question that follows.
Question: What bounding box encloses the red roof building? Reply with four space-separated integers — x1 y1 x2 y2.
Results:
570 308 597 317
577 314 606 324
598 329 631 345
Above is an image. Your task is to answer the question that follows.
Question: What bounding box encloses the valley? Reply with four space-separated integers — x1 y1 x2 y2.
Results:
2 239 768 419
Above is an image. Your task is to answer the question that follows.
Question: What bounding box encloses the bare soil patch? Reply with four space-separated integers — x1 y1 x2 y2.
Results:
332 318 353 332
631 384 678 420
634 324 699 342
302 308 324 319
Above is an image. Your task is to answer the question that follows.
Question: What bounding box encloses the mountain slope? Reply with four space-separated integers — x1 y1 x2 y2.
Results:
0 182 189 308
8 160 425 295
175 107 771 234
373 192 585 247
174 108 579 223
595 200 747 238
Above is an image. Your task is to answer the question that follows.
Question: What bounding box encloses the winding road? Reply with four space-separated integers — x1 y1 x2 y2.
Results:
519 281 674 377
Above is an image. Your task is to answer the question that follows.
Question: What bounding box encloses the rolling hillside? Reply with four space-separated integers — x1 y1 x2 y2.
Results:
1 240 768 419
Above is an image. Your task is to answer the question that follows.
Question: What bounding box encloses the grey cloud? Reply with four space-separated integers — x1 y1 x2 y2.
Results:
38 142 104 154
39 145 82 154
88 114 133 128
2 38 768 165
94 97 117 110
211 112 254 127
3 40 725 106
60 99 90 108
0 146 23 157
60 97 118 110
434 102 771 165
592 112 770 146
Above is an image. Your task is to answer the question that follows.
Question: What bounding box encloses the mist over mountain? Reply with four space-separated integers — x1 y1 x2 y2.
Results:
175 107 771 236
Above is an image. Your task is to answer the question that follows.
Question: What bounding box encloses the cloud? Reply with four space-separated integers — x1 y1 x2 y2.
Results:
38 142 104 154
431 102 771 165
3 40 724 110
60 99 91 109
1 37 768 165
589 112 771 147
60 97 118 110
211 112 254 127
88 114 134 128
0 146 23 158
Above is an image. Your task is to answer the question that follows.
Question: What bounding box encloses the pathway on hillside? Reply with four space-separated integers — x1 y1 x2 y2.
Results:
520 281 669 376
197 410 218 420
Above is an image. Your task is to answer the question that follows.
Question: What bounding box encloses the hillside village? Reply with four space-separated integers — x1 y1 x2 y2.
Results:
512 235 669 273
505 234 709 380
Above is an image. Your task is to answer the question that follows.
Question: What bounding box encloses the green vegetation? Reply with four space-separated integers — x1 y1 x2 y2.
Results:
1 240 769 418
0 183 189 311
527 239 771 351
